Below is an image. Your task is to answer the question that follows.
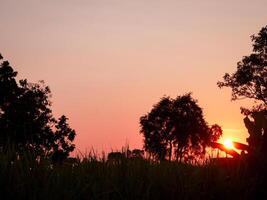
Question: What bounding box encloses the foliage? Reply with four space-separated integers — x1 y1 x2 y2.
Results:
51 115 76 163
218 25 267 165
242 107 267 158
0 54 76 161
0 149 265 200
217 25 267 106
107 149 145 164
140 93 222 162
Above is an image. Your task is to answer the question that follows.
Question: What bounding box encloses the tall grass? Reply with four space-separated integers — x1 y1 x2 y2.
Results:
0 149 265 200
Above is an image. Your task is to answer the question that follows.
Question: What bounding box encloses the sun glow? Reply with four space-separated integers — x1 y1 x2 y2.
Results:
223 139 234 149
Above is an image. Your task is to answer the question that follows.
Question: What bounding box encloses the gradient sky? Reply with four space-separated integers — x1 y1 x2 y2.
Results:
1 0 267 154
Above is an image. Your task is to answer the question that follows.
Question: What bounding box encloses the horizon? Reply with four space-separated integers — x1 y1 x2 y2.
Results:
1 0 267 154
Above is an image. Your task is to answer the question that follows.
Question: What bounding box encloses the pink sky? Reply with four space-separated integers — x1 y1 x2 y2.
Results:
1 0 267 154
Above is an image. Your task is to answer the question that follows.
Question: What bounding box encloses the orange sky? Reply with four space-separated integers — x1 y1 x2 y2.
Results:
1 0 267 154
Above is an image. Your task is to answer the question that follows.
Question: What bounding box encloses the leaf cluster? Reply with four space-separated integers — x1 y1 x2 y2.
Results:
0 55 76 162
140 93 222 162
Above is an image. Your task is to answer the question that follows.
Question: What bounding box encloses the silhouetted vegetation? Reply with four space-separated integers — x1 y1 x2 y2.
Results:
218 26 267 195
0 54 76 162
1 148 265 200
218 26 267 160
218 25 267 106
1 23 267 200
140 93 222 162
243 108 267 160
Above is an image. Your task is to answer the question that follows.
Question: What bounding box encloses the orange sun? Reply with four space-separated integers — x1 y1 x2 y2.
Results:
223 139 234 149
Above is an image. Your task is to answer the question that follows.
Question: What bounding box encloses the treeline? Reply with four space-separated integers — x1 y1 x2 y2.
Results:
0 25 266 166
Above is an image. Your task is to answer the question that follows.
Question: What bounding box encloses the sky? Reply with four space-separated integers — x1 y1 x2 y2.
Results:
1 0 267 154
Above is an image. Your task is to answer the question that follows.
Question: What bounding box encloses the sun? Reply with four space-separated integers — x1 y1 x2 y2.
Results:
223 139 234 149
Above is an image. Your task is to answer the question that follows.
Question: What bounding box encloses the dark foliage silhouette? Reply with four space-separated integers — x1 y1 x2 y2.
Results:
131 149 144 159
242 108 267 159
217 25 267 106
140 93 222 162
0 54 76 161
218 26 267 168
107 151 125 164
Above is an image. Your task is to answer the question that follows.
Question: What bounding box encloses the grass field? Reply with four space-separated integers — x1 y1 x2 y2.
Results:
0 151 265 200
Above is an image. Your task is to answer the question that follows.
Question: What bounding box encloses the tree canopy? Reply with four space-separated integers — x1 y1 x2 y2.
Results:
217 25 267 106
140 93 222 162
218 25 267 162
0 54 76 161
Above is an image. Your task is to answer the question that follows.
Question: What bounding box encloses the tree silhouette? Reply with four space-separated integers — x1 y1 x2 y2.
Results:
51 115 76 163
218 25 267 161
140 93 222 162
140 97 173 161
0 54 76 161
217 25 267 106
